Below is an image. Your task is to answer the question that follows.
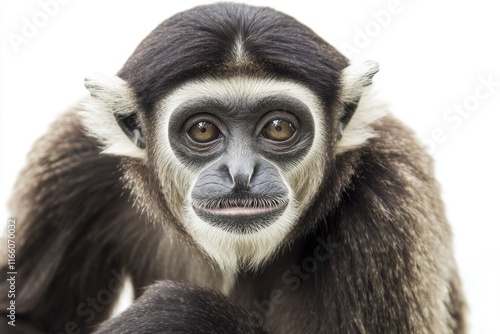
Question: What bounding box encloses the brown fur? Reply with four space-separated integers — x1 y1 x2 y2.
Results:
0 3 466 333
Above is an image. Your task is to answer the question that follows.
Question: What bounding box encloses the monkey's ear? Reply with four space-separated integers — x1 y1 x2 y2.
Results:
80 74 146 159
339 60 379 134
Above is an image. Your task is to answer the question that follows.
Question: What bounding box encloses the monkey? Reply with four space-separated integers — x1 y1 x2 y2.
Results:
0 2 466 333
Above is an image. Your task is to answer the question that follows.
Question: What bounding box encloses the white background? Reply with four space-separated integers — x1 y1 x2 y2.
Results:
1 0 499 333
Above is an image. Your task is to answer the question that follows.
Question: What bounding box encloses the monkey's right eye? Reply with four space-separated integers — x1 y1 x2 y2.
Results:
187 122 221 143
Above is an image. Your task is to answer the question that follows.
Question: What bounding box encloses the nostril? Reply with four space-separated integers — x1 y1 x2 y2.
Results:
222 165 235 186
248 165 255 185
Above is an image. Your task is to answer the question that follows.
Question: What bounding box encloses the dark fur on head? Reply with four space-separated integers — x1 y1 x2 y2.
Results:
118 3 348 112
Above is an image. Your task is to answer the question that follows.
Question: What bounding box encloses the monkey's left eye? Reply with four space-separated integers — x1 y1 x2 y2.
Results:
188 122 221 143
261 120 295 141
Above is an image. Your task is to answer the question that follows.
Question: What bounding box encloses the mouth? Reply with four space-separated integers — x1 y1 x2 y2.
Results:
194 196 286 214
191 195 288 233
202 206 280 216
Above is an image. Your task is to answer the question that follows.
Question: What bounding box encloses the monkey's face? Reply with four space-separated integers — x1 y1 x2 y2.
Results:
151 76 328 271
167 83 315 234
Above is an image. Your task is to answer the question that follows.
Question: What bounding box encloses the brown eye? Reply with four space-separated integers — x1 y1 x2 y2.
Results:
262 120 295 141
188 122 221 143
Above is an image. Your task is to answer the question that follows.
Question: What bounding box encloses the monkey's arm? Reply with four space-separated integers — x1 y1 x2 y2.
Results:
0 110 152 333
326 116 465 333
94 281 267 334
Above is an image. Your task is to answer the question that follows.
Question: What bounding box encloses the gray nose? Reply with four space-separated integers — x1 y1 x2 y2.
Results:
225 159 256 192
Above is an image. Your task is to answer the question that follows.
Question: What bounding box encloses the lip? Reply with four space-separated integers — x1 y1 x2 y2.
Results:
198 205 283 216
191 197 288 233
192 195 288 216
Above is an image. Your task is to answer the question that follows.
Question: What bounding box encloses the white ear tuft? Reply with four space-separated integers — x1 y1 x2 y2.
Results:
341 60 379 104
336 61 388 154
79 74 146 160
84 74 139 117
